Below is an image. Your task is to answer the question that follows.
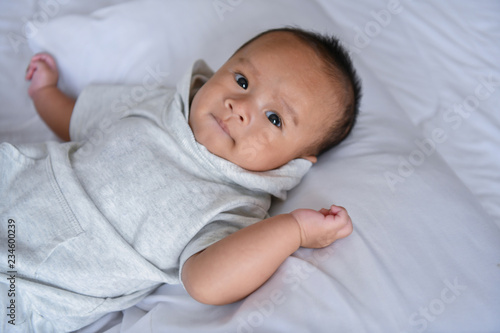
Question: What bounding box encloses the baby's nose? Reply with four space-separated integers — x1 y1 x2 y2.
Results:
225 99 247 123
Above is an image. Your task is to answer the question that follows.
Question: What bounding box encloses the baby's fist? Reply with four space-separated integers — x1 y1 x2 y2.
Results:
291 205 353 248
26 53 59 99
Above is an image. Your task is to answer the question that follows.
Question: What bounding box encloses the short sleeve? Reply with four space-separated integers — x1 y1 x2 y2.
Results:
178 204 268 285
70 85 137 142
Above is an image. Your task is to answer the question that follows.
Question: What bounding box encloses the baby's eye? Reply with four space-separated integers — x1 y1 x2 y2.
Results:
266 111 282 128
235 73 248 90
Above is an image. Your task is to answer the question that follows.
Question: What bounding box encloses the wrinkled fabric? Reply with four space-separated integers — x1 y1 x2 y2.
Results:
0 60 311 332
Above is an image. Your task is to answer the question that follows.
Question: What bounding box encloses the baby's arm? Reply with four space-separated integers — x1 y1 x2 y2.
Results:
182 205 353 305
25 53 75 141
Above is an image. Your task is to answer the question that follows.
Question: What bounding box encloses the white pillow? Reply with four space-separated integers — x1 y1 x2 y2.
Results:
28 0 335 97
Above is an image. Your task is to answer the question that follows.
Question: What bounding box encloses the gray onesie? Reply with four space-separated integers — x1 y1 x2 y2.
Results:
0 60 311 332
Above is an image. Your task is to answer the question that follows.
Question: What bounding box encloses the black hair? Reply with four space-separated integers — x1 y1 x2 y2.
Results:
236 27 362 156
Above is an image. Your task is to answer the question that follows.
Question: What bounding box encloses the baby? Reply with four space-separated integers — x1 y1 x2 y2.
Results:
1 27 360 331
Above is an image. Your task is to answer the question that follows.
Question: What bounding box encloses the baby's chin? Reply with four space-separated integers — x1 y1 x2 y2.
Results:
230 156 290 172
209 149 276 172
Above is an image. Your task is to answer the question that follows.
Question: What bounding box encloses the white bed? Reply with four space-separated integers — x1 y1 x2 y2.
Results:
1 1 499 332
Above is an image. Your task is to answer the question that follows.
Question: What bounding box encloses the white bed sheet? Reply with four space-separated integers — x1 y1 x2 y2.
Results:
1 1 499 332
315 0 500 224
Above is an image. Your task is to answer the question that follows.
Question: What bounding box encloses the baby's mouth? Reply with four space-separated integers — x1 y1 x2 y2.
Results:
215 115 232 138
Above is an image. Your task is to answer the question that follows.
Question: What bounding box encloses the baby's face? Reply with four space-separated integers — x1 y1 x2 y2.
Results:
189 32 338 171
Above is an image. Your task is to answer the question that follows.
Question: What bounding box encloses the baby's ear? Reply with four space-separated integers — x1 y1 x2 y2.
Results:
302 155 317 164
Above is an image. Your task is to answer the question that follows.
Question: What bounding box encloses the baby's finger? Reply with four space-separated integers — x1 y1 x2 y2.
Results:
336 220 353 239
29 54 47 66
319 208 330 216
35 53 57 70
25 62 37 80
329 205 347 216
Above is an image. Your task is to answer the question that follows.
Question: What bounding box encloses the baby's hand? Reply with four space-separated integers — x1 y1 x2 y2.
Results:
291 205 353 248
25 53 59 98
